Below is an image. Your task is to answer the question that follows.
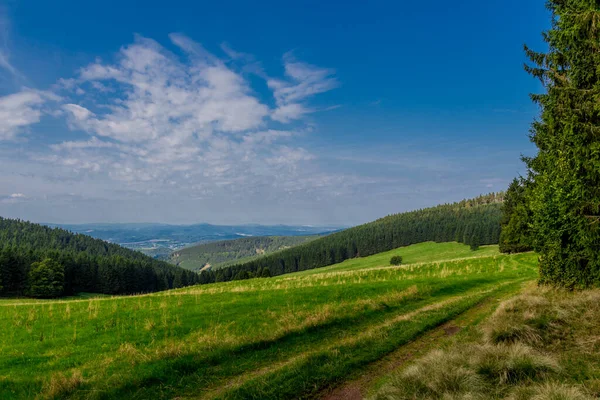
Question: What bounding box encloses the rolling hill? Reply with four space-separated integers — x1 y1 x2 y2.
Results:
0 241 539 399
0 217 198 297
198 193 504 283
170 235 321 271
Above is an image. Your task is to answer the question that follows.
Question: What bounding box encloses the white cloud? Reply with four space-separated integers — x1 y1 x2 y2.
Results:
0 192 27 204
0 10 24 80
35 35 343 208
70 35 269 144
268 53 339 122
0 89 59 140
0 34 357 224
63 103 93 122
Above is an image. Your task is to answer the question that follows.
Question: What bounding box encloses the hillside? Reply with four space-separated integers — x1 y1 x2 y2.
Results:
0 217 198 297
171 235 320 271
199 193 504 284
0 242 539 399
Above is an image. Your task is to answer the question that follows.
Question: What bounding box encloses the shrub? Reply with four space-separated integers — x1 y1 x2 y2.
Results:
390 256 403 266
260 267 271 278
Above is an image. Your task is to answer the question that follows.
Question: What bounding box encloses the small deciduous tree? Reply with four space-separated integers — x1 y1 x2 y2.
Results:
27 258 64 298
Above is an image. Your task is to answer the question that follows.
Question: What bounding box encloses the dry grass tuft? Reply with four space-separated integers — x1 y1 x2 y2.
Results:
370 343 557 400
156 340 187 359
144 319 156 331
371 287 600 400
471 343 559 384
483 294 562 345
40 370 83 399
508 382 593 400
117 342 148 365
370 348 487 400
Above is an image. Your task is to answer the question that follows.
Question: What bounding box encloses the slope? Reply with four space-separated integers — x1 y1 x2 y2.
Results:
171 235 320 271
0 241 538 399
199 193 504 284
0 217 198 297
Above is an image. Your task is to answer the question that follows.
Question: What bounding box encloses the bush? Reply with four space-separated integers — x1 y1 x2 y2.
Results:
390 256 403 266
259 268 271 278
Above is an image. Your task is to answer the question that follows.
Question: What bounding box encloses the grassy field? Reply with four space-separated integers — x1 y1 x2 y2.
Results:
0 242 538 399
171 235 319 271
368 284 600 399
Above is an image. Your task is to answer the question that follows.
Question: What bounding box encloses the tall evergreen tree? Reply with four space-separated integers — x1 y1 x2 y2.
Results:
499 178 534 253
525 0 600 287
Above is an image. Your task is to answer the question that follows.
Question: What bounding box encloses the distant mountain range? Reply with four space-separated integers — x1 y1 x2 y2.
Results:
46 222 342 258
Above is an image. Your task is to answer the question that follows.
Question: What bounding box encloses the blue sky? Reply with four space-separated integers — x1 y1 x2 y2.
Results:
0 0 548 225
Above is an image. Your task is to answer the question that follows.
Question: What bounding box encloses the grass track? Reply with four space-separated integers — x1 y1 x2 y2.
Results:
0 243 538 399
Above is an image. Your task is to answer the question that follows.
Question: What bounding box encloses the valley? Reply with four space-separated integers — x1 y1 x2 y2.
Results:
48 223 339 259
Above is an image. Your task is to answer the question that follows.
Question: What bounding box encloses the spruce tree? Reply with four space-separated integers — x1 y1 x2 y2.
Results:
27 258 65 298
525 0 600 287
499 178 534 253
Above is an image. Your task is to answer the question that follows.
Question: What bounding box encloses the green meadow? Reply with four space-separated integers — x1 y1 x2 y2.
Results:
0 242 538 399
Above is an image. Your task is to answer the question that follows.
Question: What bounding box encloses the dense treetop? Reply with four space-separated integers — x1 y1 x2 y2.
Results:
0 217 198 297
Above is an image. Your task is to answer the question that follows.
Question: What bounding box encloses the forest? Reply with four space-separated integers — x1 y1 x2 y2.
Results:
0 217 198 298
199 193 504 283
171 235 320 271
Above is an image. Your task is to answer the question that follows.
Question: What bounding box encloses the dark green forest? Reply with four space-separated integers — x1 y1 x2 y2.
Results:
198 194 504 284
0 217 198 298
171 235 320 271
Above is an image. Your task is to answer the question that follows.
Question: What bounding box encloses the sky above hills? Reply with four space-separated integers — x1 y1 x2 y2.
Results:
0 0 548 226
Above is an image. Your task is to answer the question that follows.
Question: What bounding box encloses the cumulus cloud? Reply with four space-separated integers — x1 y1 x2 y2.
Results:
0 32 354 223
33 35 342 209
0 89 59 140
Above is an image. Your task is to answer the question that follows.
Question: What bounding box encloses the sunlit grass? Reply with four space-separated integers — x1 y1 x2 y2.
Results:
0 242 538 399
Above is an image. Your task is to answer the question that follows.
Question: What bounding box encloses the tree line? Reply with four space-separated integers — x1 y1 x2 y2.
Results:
0 217 198 298
500 0 600 288
198 194 504 284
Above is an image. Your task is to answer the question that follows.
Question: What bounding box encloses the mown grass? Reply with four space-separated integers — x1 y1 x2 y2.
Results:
369 284 600 400
0 242 538 399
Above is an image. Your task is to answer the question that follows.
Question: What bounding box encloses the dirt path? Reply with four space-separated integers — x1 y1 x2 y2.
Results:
319 291 514 400
195 286 500 400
